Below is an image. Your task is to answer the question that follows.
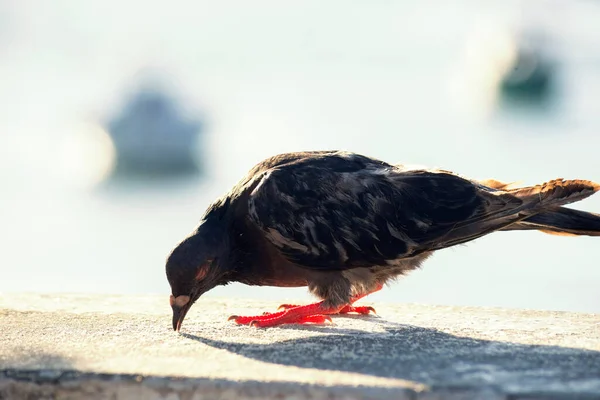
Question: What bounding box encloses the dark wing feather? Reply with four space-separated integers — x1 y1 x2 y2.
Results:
246 152 523 271
202 150 345 220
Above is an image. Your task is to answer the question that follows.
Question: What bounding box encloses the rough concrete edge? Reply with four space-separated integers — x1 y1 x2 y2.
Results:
2 370 600 400
0 369 414 400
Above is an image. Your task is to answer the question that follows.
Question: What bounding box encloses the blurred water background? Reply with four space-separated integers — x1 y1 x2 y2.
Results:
1 0 599 312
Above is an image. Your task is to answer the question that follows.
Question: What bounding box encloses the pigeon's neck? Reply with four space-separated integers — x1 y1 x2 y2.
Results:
195 215 230 250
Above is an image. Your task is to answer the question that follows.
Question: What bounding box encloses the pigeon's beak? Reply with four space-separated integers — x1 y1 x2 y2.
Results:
170 295 191 331
171 304 190 331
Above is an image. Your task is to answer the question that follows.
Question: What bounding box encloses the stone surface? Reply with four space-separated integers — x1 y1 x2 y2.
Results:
0 293 599 399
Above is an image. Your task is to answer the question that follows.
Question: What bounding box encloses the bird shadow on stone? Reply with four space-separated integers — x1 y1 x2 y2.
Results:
181 322 600 394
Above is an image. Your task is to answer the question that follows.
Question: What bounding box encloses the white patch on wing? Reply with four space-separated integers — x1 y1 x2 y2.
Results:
249 170 273 197
248 171 275 222
266 228 308 252
368 167 395 176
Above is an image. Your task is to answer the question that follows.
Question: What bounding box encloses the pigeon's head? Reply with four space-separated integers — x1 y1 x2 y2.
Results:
166 221 227 331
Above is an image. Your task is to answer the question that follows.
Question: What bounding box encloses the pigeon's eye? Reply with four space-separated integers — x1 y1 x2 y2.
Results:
195 259 212 281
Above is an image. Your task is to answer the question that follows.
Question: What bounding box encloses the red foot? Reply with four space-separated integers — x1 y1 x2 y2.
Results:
228 309 287 325
278 303 376 315
228 301 335 327
252 314 332 326
229 284 384 328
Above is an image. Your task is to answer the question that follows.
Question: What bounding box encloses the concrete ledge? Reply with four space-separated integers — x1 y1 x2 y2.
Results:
1 294 599 399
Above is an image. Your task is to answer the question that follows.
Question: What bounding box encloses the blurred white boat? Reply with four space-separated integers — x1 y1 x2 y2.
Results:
105 85 204 178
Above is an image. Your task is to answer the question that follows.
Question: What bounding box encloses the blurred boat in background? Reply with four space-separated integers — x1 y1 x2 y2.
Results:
104 82 205 179
498 26 557 107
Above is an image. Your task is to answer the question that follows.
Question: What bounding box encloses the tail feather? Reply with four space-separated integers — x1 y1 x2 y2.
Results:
507 178 600 208
502 207 600 237
414 177 599 255
486 178 600 237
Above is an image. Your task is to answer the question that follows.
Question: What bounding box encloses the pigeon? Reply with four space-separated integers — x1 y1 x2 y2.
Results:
166 150 600 330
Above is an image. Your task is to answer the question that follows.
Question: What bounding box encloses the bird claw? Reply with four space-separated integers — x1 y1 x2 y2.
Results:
228 315 266 325
277 304 300 311
338 305 377 315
